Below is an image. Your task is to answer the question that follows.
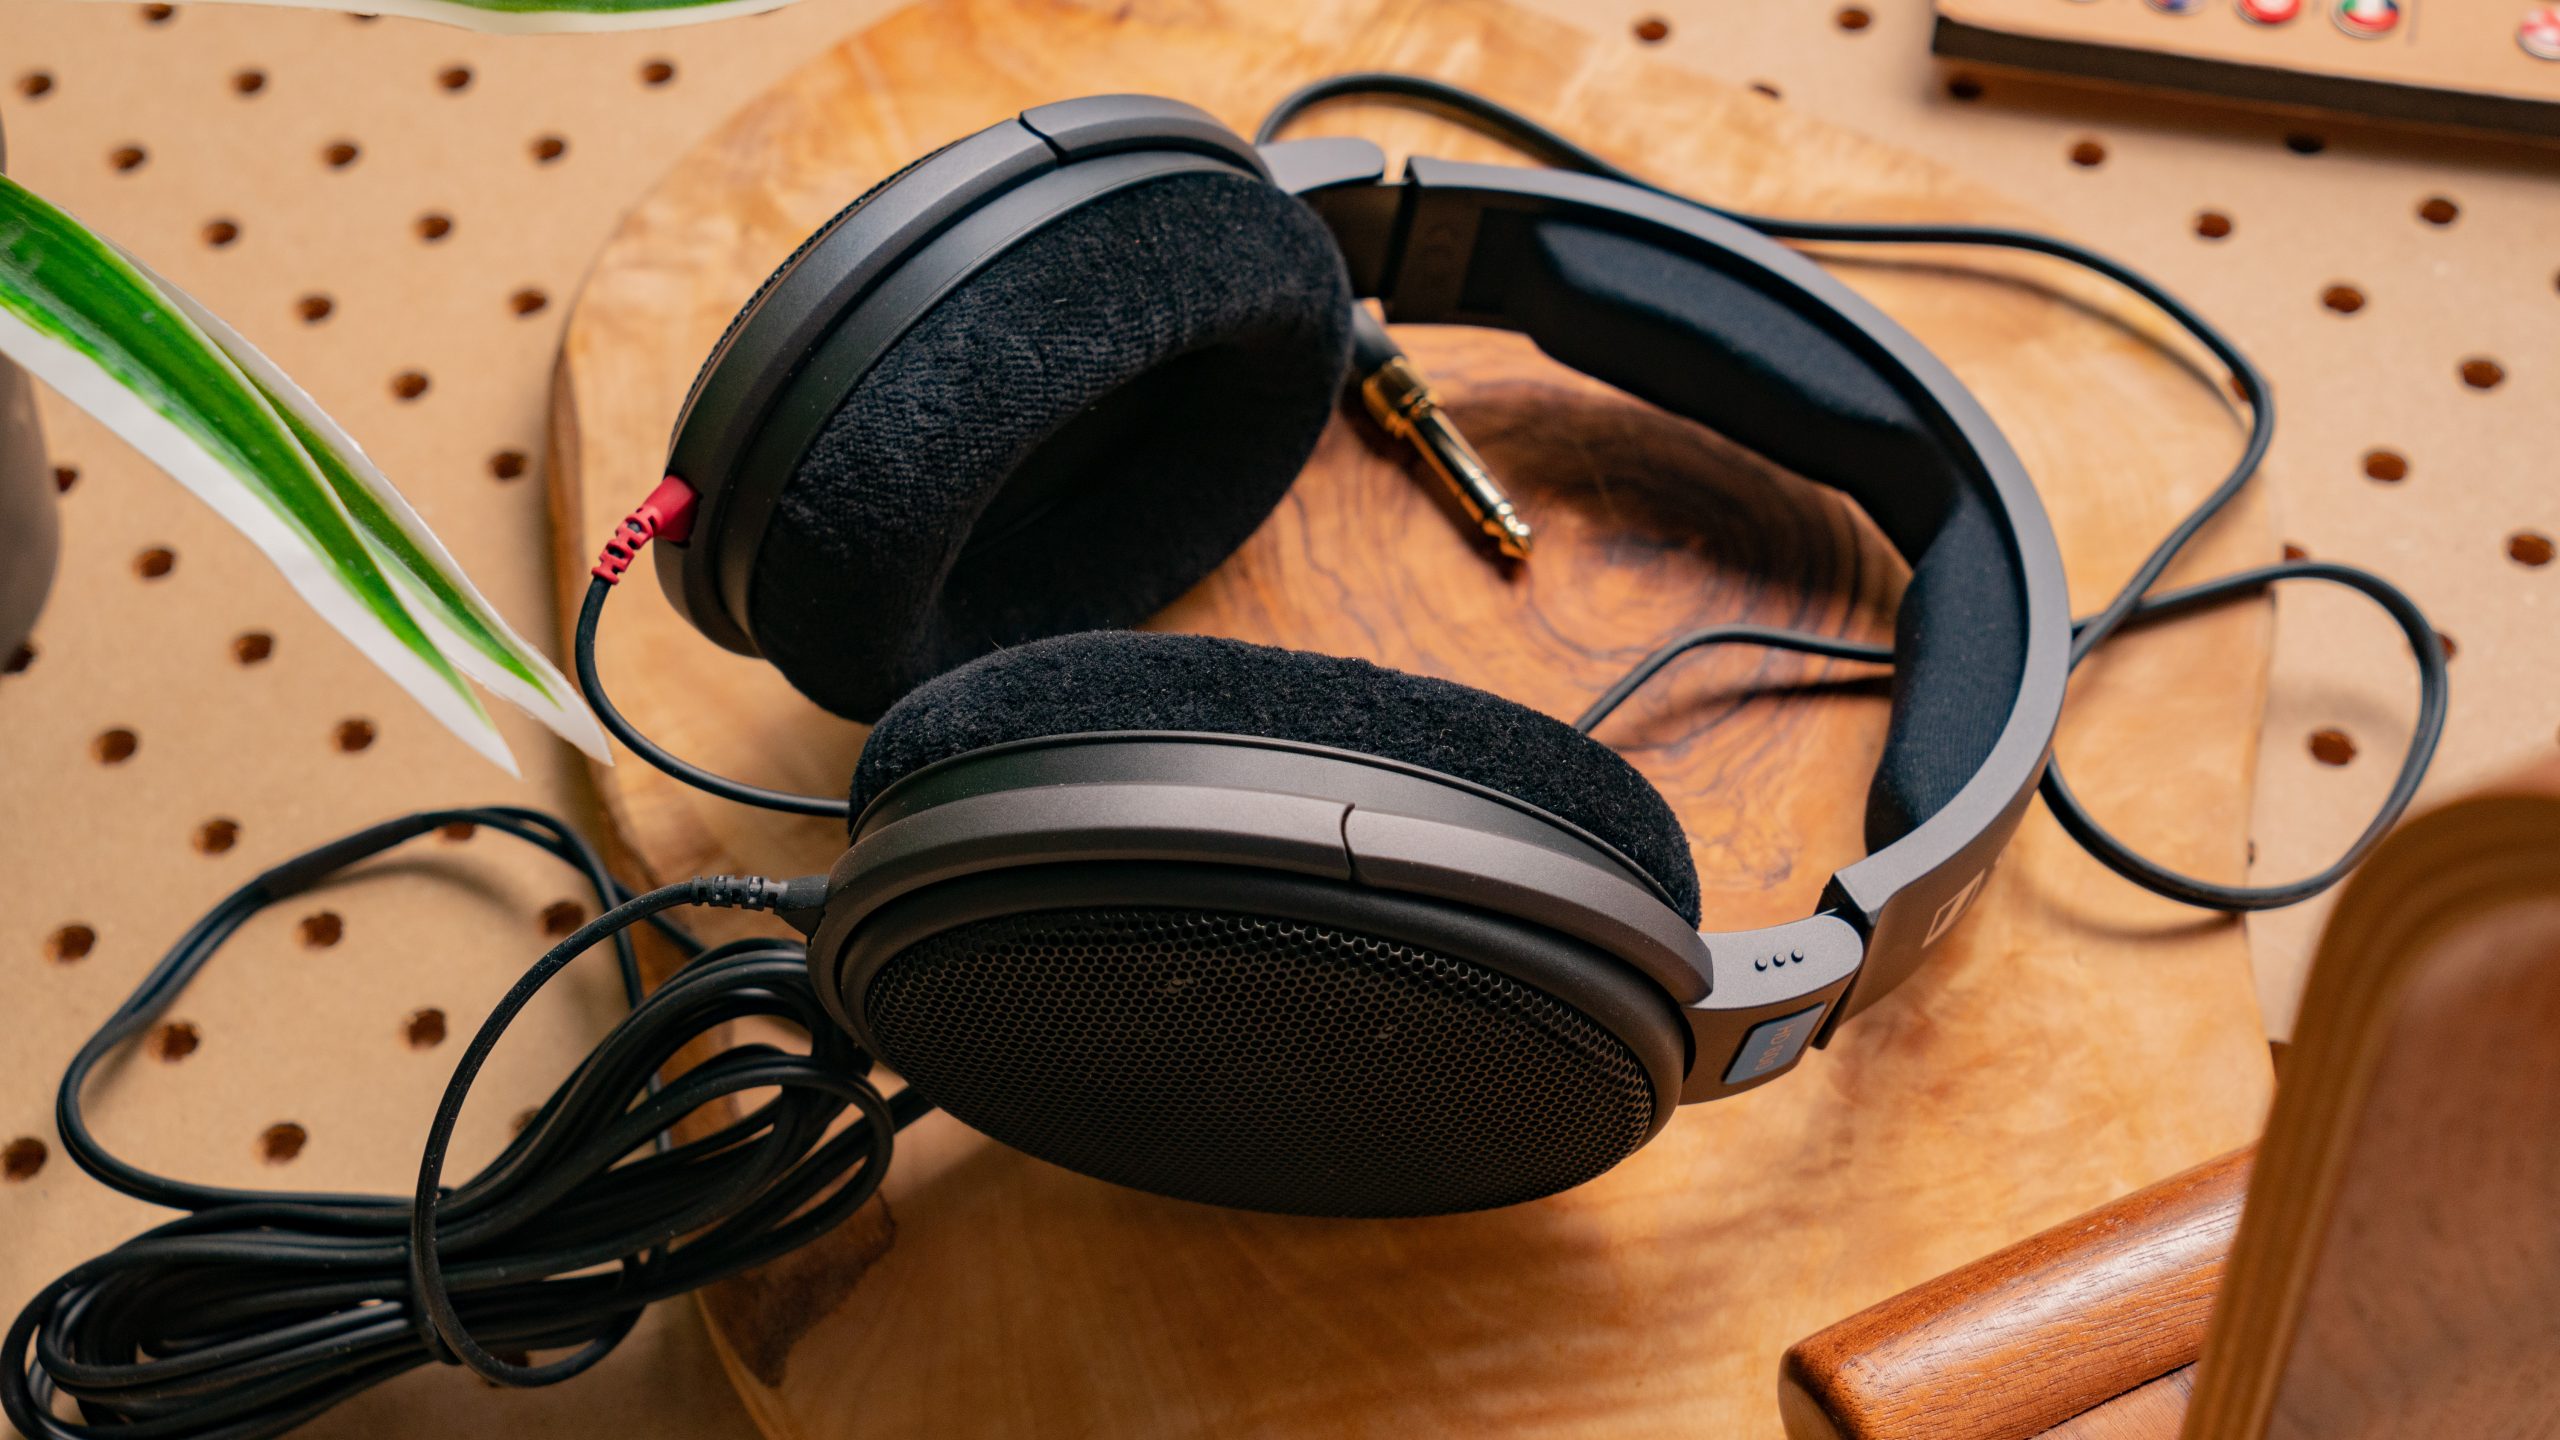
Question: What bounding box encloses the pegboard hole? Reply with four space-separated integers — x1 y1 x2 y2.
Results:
1835 6 1872 30
416 212 453 242
153 1021 200 1061
2308 728 2356 766
203 217 241 248
53 465 78 493
140 3 175 21
2512 531 2556 568
2282 541 2309 561
258 1123 307 1164
232 68 265 95
111 144 148 173
539 900 586 937
391 371 430 401
2460 358 2505 391
438 64 472 92
1631 15 1669 42
46 925 96 964
405 1008 448 1049
19 71 55 99
92 728 139 764
489 450 528 481
1749 81 1782 101
2321 284 2365 314
195 818 240 855
134 546 177 579
7 643 34 674
334 717 377 752
296 293 335 324
2068 139 2106 168
1946 75 1984 101
233 630 275 664
299 910 344 948
2194 210 2232 239
2437 632 2458 662
2362 449 2407 482
323 140 361 169
440 820 477 842
3 1138 44 1182
2283 133 2326 155
2417 196 2458 226
531 135 568 164
640 58 677 85
510 288 549 317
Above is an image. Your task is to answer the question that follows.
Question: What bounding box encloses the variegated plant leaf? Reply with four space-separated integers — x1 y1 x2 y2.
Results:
0 173 606 774
158 280 610 763
77 0 804 33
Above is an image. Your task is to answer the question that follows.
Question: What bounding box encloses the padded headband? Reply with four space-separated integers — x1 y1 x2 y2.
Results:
1278 143 2068 1003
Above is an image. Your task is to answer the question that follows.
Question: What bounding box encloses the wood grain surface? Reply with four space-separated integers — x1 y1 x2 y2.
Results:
2183 757 2560 1440
549 0 2280 1433
1780 1149 2248 1440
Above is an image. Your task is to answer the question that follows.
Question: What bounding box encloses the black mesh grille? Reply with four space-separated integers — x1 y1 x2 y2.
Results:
863 906 1660 1217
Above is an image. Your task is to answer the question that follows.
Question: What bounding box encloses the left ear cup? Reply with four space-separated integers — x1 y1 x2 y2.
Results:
748 170 1354 722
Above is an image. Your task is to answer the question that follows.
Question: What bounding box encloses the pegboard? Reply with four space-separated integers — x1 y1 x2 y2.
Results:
0 0 2550 1435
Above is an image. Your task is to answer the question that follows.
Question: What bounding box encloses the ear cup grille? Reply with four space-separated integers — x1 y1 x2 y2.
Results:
862 906 1661 1217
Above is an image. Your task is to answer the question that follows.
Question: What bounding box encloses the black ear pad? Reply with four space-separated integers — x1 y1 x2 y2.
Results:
747 171 1355 722
852 630 1703 925
1502 219 2030 851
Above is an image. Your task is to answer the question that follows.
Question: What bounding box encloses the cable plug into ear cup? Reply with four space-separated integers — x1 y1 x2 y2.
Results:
748 172 1354 722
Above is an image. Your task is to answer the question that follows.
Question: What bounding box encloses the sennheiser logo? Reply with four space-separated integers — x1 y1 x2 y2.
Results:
1924 870 1988 947
1745 1019 1805 1076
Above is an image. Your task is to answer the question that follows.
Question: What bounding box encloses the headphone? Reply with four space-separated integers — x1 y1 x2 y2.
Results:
15 80 2451 1430
579 92 2076 1218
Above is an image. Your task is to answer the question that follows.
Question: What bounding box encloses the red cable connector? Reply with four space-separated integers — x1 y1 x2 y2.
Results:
591 476 700 584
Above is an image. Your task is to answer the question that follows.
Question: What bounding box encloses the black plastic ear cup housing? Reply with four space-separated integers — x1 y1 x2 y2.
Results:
854 629 1702 922
752 174 1353 720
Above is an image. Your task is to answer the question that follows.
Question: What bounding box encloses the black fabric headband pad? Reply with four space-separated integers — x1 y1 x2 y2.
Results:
1499 219 2029 850
853 630 1704 925
747 170 1355 721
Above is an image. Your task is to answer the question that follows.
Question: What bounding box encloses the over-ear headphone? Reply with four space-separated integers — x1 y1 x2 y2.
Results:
582 91 2077 1218
16 79 2451 1431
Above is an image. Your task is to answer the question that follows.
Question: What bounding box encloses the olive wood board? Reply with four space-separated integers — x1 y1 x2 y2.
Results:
544 0 2282 1434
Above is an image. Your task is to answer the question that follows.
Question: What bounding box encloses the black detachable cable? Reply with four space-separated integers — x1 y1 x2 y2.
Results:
576 574 852 819
1260 73 2448 914
3 807 927 1440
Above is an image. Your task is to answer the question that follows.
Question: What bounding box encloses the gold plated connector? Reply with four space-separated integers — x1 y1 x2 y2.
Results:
1359 356 1533 561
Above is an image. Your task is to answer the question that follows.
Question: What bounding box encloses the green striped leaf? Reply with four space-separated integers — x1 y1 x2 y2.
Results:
0 172 609 774
83 0 804 33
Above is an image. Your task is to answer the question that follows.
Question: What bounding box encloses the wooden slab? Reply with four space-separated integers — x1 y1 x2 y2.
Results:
549 0 2279 1432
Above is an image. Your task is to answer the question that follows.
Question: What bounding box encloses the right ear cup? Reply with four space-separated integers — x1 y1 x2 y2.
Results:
748 170 1354 722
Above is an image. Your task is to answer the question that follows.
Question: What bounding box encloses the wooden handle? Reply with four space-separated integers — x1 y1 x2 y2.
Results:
1780 1147 2254 1440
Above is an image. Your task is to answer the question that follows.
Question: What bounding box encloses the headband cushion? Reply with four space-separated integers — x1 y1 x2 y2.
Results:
1506 219 2029 849
748 170 1354 722
853 630 1702 924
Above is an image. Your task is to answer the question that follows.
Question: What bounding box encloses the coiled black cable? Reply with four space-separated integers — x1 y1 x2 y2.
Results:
1260 73 2447 912
3 808 926 1440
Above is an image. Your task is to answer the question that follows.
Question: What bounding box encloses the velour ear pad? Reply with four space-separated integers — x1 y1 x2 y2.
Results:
852 631 1704 925
748 171 1355 722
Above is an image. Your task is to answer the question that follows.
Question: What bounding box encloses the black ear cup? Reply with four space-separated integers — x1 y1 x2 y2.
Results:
852 629 1703 922
749 172 1355 722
